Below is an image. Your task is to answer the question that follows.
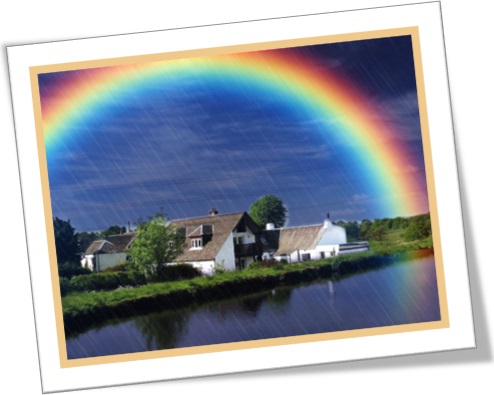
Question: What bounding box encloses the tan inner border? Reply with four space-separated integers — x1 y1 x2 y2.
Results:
29 26 449 369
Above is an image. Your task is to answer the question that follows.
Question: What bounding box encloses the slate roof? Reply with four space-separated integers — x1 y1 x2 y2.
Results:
171 212 252 262
275 225 325 256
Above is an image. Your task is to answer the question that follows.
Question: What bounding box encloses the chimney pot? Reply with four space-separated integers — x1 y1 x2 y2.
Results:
324 213 332 228
209 208 218 216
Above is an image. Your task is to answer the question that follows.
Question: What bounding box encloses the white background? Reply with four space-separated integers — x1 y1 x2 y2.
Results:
1 1 491 394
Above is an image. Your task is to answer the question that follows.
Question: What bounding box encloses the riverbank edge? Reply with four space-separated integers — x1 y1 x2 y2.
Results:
62 247 431 334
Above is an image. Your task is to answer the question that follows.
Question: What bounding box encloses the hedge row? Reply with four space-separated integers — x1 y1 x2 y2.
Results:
60 264 203 296
153 264 202 282
60 271 146 295
58 262 92 280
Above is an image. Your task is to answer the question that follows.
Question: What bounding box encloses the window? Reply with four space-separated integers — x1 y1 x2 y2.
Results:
301 253 311 262
234 236 243 245
190 238 202 249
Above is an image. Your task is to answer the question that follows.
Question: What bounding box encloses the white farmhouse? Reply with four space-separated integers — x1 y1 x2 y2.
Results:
169 210 263 275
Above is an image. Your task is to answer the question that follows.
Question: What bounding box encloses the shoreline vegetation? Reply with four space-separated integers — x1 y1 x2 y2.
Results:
62 237 433 335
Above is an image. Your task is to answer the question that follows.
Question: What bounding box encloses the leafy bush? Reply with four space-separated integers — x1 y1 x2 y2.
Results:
68 271 146 293
58 262 91 279
101 261 133 273
153 264 202 282
213 261 227 275
59 277 70 297
248 258 285 270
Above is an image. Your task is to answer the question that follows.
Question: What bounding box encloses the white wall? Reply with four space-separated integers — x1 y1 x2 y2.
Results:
234 228 256 245
315 245 339 256
317 223 347 246
276 250 300 263
215 232 236 271
80 255 94 271
82 253 128 272
166 260 216 275
180 260 216 276
277 246 339 263
96 252 127 272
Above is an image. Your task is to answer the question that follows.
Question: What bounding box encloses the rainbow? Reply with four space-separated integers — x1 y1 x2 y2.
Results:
38 48 429 218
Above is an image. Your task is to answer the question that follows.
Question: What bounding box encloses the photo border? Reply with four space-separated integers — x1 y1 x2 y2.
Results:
30 26 449 369
7 2 474 392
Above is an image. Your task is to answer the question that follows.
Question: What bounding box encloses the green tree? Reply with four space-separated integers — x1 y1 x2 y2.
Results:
76 231 99 252
391 216 406 230
359 219 373 239
53 217 81 265
368 224 386 241
336 220 360 241
249 195 287 228
403 214 432 241
127 213 183 276
77 231 98 242
99 225 127 237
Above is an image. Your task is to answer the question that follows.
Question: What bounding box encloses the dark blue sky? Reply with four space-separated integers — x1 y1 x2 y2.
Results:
41 35 428 232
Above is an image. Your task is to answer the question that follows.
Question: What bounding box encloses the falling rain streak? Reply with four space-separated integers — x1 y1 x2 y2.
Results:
39 35 429 232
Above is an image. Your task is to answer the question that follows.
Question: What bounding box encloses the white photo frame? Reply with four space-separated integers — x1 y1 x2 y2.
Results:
7 2 474 393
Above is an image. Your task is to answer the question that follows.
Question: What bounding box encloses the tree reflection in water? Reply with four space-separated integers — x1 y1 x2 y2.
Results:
132 288 294 349
134 308 190 350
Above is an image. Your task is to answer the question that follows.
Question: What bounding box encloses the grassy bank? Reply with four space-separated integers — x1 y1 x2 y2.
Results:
370 234 433 255
62 249 430 334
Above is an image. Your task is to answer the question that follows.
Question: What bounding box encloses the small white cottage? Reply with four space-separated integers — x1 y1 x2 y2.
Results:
80 232 137 272
273 215 368 263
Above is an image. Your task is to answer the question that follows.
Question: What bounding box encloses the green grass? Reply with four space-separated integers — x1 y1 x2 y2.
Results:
370 232 433 255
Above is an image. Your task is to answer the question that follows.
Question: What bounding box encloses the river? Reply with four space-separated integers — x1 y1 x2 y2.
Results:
66 249 441 359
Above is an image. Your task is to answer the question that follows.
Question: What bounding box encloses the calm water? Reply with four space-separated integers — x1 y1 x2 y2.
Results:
66 250 441 359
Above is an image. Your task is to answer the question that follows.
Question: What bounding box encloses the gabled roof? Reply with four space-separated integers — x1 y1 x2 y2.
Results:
85 240 119 255
105 232 137 249
79 237 96 253
275 225 325 256
84 232 137 255
171 212 256 262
